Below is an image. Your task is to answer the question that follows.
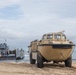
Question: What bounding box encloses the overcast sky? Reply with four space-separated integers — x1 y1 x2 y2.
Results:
0 0 76 50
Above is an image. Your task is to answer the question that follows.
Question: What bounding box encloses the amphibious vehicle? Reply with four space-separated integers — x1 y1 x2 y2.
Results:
28 31 75 68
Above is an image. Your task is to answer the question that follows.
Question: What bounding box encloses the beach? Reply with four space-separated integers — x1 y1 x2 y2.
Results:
0 62 76 75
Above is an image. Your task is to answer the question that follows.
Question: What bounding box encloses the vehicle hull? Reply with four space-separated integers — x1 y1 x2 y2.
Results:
38 44 74 61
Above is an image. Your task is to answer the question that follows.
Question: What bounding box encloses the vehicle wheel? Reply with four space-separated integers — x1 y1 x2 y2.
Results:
37 52 43 68
65 56 72 67
30 51 36 64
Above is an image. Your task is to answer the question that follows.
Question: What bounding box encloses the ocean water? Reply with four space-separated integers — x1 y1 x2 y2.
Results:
0 49 76 63
72 50 76 60
0 55 29 63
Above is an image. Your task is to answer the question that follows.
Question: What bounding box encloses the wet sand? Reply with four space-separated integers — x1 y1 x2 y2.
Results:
0 62 76 75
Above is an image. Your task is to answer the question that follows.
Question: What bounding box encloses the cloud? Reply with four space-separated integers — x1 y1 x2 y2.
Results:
0 0 20 8
0 0 76 49
0 0 23 20
20 0 76 18
0 29 30 39
0 5 24 20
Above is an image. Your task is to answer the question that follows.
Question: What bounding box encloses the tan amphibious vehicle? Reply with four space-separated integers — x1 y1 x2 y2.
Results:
28 31 75 68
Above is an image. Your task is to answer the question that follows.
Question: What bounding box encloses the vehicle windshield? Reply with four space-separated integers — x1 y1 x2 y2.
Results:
62 34 66 39
42 34 53 39
54 34 61 40
42 35 47 39
47 34 53 39
42 33 66 40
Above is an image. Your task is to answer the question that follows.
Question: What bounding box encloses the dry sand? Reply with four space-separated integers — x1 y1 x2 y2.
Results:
0 62 76 75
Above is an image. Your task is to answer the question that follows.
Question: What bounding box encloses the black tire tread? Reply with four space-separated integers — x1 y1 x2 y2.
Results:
65 56 72 67
37 52 43 68
30 51 36 64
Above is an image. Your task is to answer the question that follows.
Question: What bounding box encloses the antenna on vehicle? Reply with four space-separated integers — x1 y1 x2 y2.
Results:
57 30 65 33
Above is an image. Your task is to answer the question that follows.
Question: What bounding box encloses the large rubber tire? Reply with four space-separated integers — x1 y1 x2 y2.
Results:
30 52 36 64
65 56 72 67
37 52 43 68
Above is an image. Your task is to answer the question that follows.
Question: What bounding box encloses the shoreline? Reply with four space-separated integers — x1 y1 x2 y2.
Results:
0 62 76 75
0 58 76 63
